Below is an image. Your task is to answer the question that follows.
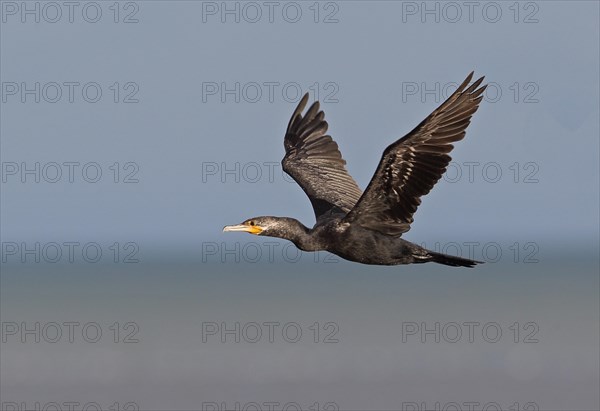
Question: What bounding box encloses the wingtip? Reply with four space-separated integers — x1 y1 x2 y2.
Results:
453 71 474 94
300 91 309 104
471 74 485 87
465 71 487 85
296 92 310 114
301 92 312 110
463 72 487 95
287 93 310 132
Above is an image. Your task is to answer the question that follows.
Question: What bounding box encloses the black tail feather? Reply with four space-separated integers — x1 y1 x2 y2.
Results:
428 251 483 268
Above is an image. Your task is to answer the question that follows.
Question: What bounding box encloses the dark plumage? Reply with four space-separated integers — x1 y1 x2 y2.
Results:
224 72 487 267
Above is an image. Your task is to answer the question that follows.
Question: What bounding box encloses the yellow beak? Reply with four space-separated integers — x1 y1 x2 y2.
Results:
222 223 263 235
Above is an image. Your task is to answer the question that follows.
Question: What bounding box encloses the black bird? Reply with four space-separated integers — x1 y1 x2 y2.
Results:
224 72 487 267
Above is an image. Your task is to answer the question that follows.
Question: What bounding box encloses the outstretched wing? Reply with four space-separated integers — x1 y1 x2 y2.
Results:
282 93 363 220
342 72 487 236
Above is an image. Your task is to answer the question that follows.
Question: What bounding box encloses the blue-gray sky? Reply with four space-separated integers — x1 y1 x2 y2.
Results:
1 1 598 252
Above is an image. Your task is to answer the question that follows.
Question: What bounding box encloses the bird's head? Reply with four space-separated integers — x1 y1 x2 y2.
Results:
223 216 286 236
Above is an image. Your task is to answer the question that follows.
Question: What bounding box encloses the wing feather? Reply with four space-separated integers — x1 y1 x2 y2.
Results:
282 93 363 220
342 72 487 236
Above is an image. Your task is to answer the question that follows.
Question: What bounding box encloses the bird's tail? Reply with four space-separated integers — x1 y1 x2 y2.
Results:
427 251 483 268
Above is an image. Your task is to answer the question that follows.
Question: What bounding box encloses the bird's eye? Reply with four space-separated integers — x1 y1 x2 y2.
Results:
249 221 255 226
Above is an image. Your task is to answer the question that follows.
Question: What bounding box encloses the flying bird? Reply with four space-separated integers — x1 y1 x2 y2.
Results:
224 72 487 267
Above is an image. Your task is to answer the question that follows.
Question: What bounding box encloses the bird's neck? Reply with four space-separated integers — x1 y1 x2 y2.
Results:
272 218 319 252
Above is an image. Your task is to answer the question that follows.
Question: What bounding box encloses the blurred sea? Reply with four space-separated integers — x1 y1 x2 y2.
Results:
1 245 598 410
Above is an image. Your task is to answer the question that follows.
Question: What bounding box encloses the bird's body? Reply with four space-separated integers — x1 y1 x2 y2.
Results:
305 216 428 266
224 72 487 268
238 214 478 267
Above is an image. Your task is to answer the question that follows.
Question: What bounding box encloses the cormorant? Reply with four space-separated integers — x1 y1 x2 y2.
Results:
224 72 487 267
